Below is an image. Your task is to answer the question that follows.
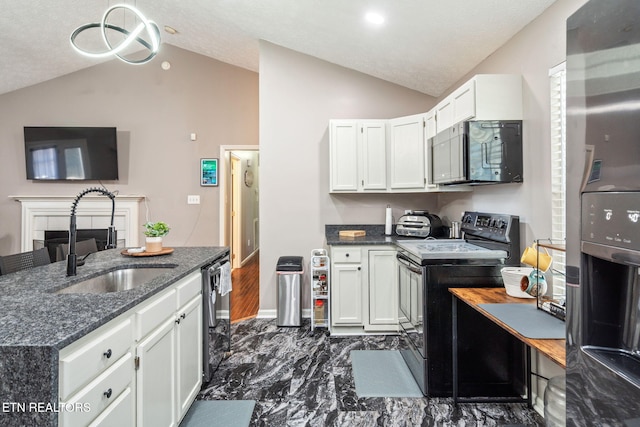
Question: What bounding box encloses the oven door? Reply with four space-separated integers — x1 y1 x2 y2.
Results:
397 252 424 358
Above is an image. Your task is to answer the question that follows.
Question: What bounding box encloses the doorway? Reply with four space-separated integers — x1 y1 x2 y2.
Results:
220 146 260 323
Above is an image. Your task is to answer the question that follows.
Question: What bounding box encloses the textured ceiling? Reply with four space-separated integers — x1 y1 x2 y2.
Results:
0 0 557 97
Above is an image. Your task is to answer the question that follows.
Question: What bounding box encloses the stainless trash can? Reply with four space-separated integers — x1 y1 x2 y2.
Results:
276 256 304 326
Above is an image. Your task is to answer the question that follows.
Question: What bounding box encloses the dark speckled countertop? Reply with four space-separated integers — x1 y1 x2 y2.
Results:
325 224 422 246
0 246 227 427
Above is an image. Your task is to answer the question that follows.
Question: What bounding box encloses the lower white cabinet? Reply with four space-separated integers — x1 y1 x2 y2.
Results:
367 250 398 330
58 270 203 427
330 246 397 334
136 272 203 427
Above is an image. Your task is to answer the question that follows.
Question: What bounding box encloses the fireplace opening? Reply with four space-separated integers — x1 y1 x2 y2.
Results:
34 229 119 263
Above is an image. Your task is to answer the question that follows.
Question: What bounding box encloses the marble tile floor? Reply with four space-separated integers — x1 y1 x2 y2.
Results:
198 318 544 427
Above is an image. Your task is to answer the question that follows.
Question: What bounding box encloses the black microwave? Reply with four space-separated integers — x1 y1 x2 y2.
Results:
430 120 523 185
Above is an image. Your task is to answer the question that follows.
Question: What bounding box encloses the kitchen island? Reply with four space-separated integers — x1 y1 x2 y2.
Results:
0 246 227 426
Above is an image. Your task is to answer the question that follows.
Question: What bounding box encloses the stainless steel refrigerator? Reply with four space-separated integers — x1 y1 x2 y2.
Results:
566 0 640 424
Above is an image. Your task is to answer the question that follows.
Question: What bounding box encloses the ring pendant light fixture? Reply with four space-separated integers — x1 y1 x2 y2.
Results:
70 3 160 65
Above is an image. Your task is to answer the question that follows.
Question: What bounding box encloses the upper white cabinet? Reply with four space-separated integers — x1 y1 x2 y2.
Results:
329 120 387 192
434 74 522 133
389 113 426 190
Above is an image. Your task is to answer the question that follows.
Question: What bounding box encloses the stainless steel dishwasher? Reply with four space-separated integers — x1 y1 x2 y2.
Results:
202 251 231 385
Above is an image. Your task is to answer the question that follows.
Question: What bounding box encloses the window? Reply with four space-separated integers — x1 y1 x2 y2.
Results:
549 62 566 282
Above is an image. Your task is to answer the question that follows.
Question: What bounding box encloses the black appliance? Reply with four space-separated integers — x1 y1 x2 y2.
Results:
566 1 640 424
430 120 523 185
396 211 444 238
202 251 231 385
24 126 119 181
396 211 523 397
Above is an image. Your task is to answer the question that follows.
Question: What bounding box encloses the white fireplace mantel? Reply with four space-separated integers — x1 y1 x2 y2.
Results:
11 195 146 251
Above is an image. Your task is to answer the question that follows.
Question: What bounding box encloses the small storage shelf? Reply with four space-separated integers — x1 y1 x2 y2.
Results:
535 239 566 321
310 249 330 331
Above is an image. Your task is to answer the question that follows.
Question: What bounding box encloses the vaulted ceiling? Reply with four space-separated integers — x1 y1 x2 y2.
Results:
0 0 557 97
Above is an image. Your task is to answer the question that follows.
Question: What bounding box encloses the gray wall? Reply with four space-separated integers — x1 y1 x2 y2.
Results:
259 41 438 314
0 45 258 254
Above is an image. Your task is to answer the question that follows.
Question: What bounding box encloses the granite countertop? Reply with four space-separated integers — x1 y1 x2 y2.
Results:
0 246 228 349
325 224 420 246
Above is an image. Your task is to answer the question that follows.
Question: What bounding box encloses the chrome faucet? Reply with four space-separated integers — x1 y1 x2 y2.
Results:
67 187 117 276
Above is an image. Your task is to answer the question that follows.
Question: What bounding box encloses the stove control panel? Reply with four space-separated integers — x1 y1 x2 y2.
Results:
461 211 519 244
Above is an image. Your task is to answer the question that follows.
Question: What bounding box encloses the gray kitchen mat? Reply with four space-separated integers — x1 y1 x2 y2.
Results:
351 350 423 397
477 303 565 339
180 400 255 427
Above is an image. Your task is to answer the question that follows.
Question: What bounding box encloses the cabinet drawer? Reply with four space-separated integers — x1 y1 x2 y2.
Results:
59 317 132 401
332 247 361 263
176 271 202 308
60 352 133 427
136 288 177 340
88 386 134 427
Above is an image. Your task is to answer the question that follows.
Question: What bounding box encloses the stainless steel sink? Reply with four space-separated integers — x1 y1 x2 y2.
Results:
55 266 176 294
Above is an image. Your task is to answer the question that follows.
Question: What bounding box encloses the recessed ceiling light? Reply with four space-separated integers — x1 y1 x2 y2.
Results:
365 11 385 25
164 25 178 35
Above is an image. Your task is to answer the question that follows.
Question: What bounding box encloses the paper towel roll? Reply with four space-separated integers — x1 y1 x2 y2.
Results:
385 205 393 235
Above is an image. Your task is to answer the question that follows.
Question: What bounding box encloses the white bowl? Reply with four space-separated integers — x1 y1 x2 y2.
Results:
501 267 535 299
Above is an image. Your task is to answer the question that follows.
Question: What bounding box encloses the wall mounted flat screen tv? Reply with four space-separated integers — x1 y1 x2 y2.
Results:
24 126 119 181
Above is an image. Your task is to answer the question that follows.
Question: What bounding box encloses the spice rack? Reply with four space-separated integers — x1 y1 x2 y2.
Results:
310 249 330 331
535 239 566 321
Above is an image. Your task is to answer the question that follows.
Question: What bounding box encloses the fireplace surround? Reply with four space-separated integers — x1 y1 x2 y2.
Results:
12 195 145 252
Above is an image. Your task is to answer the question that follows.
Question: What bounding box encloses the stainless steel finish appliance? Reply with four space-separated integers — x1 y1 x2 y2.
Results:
566 1 640 424
396 211 523 397
430 120 523 185
396 211 444 238
202 251 231 385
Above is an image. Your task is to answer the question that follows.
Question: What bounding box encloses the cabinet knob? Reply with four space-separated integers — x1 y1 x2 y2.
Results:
104 388 112 399
357 267 361 271
103 349 112 359
345 253 349 257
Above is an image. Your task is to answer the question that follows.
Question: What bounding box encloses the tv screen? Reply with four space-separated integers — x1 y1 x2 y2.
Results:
24 126 119 181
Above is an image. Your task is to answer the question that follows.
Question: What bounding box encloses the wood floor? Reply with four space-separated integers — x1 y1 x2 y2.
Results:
230 251 260 323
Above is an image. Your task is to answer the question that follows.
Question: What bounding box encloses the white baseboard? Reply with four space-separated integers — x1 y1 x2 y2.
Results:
239 249 259 267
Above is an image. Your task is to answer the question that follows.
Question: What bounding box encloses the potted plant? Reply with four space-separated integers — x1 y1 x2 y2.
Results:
143 221 170 253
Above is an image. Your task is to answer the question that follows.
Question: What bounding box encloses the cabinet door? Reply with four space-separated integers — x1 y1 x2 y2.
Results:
331 263 362 325
360 121 387 190
88 387 134 427
368 250 397 326
137 317 176 427
435 98 453 133
176 296 203 422
389 115 425 189
330 121 359 191
425 110 437 140
452 79 476 123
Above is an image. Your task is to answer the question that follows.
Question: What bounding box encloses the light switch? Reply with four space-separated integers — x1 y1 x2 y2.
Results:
187 195 200 204
190 133 197 141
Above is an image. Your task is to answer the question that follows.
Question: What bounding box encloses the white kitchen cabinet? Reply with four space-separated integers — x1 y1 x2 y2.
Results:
434 74 522 134
366 250 398 331
137 316 177 427
329 120 386 192
136 271 202 427
425 110 437 140
59 270 203 427
176 296 203 418
331 245 398 334
331 247 363 326
389 113 426 190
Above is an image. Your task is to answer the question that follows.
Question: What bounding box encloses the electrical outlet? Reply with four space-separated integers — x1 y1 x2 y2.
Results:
187 195 200 205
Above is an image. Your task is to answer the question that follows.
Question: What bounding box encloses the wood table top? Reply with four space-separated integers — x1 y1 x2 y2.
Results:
450 287 566 369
